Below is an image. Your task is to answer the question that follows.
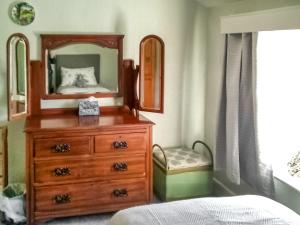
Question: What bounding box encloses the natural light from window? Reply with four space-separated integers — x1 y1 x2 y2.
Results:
257 29 300 190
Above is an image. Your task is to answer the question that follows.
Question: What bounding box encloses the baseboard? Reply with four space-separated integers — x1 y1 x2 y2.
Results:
213 171 258 197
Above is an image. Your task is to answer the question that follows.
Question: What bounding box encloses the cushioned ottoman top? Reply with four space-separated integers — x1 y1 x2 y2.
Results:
153 147 212 171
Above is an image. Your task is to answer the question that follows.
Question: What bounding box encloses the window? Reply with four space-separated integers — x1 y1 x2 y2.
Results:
257 30 300 190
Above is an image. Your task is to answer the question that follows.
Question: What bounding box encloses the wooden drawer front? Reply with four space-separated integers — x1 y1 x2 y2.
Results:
34 178 147 212
34 137 91 158
34 155 146 183
95 132 147 154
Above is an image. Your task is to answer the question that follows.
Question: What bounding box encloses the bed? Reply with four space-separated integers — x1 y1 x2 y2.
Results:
109 195 300 225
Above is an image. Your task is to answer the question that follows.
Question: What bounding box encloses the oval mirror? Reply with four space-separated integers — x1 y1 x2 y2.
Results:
139 35 164 113
7 33 30 120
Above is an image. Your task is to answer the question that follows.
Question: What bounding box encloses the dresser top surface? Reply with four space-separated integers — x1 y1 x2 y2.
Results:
25 112 154 132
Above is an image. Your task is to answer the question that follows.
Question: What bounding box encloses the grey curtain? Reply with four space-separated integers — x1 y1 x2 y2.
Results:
215 33 274 197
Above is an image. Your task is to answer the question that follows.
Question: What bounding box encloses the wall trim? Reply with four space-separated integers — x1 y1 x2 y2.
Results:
221 5 300 34
213 177 236 196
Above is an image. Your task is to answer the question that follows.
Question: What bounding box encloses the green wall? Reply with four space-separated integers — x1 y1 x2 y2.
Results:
0 0 208 183
7 120 25 183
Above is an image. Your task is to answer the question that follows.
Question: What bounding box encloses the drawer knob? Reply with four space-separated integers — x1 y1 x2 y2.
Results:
54 194 71 204
113 162 128 171
112 141 128 150
113 188 128 197
53 167 71 176
53 144 71 153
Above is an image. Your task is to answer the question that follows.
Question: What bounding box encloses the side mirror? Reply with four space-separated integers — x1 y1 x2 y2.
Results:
138 35 164 113
7 33 30 120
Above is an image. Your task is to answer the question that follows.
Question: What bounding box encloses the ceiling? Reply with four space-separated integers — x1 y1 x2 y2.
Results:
195 0 244 7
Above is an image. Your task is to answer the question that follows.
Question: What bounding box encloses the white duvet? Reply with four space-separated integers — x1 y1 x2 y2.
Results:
109 195 300 225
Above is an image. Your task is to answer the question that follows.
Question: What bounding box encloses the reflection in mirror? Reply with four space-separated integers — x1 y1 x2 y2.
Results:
7 33 29 120
139 35 164 113
46 43 118 95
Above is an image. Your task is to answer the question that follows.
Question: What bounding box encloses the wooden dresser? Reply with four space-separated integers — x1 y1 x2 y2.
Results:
25 111 154 224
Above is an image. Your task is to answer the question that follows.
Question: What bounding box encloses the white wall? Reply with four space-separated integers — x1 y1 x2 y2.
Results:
181 5 207 147
0 0 207 182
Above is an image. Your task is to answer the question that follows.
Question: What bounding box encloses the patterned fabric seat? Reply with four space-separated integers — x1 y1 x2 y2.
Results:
152 140 214 201
153 147 212 172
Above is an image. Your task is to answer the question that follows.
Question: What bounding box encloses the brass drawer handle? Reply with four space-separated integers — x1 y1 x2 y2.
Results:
113 162 128 171
53 167 71 176
113 188 128 197
53 144 71 153
112 141 128 150
54 194 71 204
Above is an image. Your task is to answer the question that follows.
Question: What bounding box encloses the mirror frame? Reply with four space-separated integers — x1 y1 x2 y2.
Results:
40 34 124 99
6 33 30 121
139 35 164 113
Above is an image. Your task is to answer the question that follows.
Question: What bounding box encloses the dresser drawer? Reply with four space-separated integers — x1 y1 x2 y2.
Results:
34 178 147 212
34 136 91 158
95 132 147 154
34 154 146 183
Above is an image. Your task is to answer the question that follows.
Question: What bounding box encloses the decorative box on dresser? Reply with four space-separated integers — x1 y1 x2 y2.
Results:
25 112 154 224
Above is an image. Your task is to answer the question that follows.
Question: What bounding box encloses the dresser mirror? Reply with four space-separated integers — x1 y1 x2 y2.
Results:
139 35 164 113
7 33 30 121
41 34 124 99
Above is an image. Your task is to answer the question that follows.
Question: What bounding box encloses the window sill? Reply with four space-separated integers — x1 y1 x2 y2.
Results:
274 170 300 193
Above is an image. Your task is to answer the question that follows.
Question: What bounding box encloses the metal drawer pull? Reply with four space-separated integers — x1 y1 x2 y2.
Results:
113 188 128 197
53 144 71 153
54 194 71 204
113 162 128 171
53 167 71 176
112 141 128 150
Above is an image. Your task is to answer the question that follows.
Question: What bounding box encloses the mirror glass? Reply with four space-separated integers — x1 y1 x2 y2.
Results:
139 35 164 113
41 34 124 100
7 33 29 120
46 43 119 95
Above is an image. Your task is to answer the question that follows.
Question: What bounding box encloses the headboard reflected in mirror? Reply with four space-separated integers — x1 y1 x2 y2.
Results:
41 34 124 99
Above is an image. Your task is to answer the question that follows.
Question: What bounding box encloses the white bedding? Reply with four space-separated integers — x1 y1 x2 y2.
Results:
109 195 300 225
56 85 112 94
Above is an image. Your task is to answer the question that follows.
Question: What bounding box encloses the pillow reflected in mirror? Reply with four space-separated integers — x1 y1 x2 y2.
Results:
60 67 97 87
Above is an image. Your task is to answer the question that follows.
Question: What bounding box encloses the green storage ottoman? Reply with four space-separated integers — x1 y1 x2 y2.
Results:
153 140 213 201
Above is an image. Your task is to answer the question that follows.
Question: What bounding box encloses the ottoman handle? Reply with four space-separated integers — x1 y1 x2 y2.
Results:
192 140 213 168
152 144 169 170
